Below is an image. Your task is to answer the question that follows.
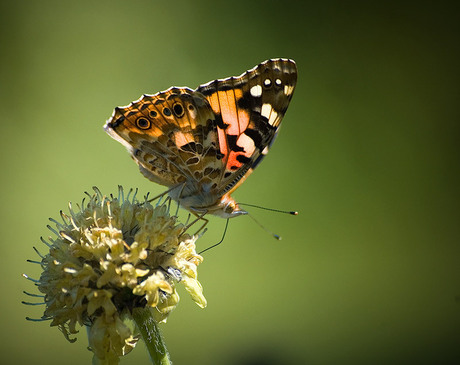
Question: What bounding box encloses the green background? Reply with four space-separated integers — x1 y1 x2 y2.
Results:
1 1 459 364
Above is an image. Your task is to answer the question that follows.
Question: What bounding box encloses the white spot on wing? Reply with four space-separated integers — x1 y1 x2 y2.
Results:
261 103 272 119
284 84 294 96
237 133 256 155
261 103 278 126
268 110 278 126
275 78 282 86
262 146 269 155
250 85 262 97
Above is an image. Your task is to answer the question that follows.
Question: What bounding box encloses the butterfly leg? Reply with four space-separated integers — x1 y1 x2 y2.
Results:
173 183 188 216
193 213 209 236
180 211 209 237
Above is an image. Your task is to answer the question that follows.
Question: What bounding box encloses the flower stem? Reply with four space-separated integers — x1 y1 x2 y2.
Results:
132 307 172 365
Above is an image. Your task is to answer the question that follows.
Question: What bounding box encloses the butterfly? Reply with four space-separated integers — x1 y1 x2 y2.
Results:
104 58 297 219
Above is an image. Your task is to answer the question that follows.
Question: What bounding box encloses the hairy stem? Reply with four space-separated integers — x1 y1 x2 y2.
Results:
132 307 171 365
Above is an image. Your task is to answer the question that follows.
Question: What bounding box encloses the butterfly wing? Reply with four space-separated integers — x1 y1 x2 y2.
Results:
196 58 297 197
104 59 297 216
104 87 222 190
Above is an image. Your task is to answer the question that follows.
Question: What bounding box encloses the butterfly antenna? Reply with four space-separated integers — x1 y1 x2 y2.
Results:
239 203 298 216
247 214 282 240
199 219 229 255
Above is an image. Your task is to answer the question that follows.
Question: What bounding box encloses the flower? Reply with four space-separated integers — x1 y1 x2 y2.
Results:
26 187 206 364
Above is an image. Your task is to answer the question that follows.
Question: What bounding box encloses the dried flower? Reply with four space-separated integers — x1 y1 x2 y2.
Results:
24 187 206 364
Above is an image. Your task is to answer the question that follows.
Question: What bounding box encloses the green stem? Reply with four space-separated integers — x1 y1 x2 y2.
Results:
132 307 172 365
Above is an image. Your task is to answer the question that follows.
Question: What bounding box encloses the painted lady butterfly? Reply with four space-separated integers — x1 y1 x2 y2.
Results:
104 58 297 218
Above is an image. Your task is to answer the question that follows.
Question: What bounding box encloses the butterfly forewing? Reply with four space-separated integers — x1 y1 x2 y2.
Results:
196 58 297 195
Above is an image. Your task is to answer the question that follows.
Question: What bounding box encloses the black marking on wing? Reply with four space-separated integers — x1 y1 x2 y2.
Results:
227 135 245 152
236 154 251 164
215 113 229 130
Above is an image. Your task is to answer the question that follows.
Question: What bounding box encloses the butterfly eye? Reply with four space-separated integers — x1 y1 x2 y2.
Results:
163 107 172 116
136 117 151 130
172 103 185 117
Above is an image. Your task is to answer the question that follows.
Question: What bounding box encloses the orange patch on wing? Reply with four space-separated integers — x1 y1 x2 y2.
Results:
144 121 163 138
206 92 220 115
207 89 249 135
237 109 249 133
233 89 250 132
226 151 243 170
217 127 228 160
206 88 251 167
233 88 243 99
217 90 239 135
174 131 195 147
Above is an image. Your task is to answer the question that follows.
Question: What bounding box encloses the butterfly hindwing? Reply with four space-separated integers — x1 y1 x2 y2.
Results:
196 58 297 195
106 87 222 187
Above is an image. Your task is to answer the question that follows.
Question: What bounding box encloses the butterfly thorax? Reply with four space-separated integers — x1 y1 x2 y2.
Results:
168 183 247 218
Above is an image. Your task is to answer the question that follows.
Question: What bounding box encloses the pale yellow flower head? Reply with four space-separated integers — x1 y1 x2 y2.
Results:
30 187 206 364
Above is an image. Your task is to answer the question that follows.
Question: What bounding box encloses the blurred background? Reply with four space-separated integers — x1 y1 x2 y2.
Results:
1 1 459 364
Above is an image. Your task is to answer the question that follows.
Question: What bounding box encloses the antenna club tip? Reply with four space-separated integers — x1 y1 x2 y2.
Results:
291 211 298 215
274 235 282 240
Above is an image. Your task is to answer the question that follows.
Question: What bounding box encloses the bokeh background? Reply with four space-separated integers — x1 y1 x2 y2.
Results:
1 1 459 364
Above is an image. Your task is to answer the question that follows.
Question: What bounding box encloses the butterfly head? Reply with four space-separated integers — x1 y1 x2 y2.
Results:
175 188 247 219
